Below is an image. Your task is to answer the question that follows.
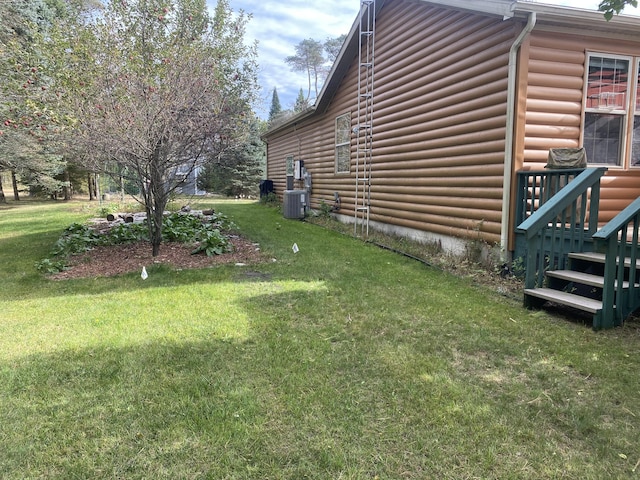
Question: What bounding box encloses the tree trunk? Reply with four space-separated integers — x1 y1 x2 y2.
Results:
11 171 19 201
63 169 71 200
88 173 94 200
0 172 6 203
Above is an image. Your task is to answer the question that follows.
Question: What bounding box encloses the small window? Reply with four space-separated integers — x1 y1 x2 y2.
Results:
286 155 294 176
335 113 351 173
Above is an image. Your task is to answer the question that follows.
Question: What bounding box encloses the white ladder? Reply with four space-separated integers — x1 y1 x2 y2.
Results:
354 0 375 237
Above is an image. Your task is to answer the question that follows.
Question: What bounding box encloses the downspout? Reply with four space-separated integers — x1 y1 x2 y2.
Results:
500 11 536 259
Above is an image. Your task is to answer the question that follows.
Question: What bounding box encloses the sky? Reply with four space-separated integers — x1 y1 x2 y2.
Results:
221 0 640 119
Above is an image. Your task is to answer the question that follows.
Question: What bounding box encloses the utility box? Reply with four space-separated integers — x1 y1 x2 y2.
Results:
283 190 306 219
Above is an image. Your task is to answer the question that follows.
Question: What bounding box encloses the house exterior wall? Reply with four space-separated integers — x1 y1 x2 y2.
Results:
265 0 640 252
516 29 640 224
266 0 520 245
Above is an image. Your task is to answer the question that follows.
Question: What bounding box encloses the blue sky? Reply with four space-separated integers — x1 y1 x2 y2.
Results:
223 0 640 118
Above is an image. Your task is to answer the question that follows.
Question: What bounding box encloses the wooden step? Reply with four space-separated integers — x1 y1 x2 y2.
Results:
569 252 640 268
546 270 635 289
524 287 602 314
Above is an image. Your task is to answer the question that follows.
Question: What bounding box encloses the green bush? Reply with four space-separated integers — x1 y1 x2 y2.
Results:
51 223 102 256
38 211 238 274
104 222 149 244
191 227 232 256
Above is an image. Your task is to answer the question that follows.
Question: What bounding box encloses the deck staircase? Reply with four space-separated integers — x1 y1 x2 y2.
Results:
515 168 640 329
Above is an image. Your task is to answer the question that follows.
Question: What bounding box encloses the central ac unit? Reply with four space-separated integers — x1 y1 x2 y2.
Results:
283 190 306 219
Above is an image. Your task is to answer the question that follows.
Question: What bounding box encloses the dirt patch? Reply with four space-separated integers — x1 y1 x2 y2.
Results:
50 235 265 280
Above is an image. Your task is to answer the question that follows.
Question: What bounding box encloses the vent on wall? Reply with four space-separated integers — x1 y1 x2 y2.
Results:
283 190 306 219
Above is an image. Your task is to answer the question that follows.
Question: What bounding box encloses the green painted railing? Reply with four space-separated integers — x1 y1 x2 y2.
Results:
592 196 640 329
515 168 607 290
515 168 589 226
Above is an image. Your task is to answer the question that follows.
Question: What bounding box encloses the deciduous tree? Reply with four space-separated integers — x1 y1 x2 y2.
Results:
41 0 259 256
599 0 638 19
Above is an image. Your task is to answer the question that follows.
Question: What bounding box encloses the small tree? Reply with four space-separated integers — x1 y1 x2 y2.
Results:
294 88 309 113
40 0 258 256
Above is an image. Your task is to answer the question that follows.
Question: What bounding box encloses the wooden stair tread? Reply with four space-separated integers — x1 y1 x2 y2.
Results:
569 251 640 268
524 287 602 314
546 270 635 289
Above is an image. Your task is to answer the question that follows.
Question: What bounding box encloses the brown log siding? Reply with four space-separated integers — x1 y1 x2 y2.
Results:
520 31 640 223
265 2 640 251
266 0 518 245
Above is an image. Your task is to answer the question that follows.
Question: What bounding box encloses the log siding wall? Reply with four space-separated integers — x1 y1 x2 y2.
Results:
520 30 640 224
265 1 640 250
266 0 519 245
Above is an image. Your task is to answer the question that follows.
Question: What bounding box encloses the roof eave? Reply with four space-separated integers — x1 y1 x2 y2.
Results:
261 106 317 140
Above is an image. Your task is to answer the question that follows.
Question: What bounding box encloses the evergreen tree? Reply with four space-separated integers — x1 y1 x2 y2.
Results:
198 116 265 197
268 87 282 121
285 38 324 102
294 88 309 113
324 34 346 65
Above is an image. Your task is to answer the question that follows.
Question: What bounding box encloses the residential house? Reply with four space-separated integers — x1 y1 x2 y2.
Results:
263 0 640 258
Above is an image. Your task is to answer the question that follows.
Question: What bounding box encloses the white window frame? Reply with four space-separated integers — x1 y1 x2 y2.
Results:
285 155 294 176
583 53 633 168
631 60 640 168
335 113 351 174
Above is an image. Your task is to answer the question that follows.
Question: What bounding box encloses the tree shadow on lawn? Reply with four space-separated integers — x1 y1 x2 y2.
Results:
1 283 430 479
3 283 637 480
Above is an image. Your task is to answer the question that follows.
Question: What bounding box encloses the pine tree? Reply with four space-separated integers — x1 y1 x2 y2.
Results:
198 116 265 197
294 88 309 113
268 87 282 121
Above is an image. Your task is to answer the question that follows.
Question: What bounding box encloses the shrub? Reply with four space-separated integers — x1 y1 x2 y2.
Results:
52 223 102 256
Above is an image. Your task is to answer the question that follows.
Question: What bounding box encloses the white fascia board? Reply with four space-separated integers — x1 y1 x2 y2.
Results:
420 0 516 18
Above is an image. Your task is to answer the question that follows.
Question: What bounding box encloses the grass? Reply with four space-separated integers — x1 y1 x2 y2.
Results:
1 197 640 479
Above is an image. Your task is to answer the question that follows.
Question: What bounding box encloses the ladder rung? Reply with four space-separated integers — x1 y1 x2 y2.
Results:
360 62 372 68
356 206 369 212
361 31 373 37
356 177 369 182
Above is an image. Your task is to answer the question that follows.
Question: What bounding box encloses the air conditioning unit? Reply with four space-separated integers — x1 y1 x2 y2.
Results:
283 190 306 219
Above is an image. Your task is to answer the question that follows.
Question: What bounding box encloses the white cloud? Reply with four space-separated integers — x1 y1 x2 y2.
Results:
219 0 640 118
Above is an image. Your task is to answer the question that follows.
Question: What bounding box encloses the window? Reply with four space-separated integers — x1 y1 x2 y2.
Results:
584 55 630 166
335 113 351 173
632 61 640 167
286 155 294 176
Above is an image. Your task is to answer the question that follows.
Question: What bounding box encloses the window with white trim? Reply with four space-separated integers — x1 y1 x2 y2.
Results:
286 155 294 176
335 113 351 174
632 60 640 167
584 54 630 167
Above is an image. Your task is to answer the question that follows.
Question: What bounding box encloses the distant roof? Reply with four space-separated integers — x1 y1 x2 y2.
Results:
264 0 640 138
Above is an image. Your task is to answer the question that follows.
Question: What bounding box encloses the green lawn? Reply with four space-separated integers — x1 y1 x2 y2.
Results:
1 198 639 479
